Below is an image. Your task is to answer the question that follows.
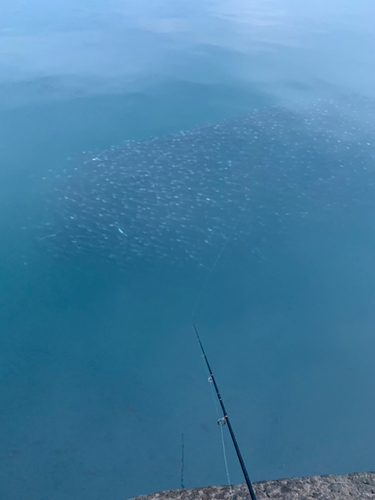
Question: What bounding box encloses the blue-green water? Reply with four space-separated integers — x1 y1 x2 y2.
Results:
1 1 375 499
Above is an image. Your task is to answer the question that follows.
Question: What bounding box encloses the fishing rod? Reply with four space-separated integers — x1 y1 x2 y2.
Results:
193 323 257 500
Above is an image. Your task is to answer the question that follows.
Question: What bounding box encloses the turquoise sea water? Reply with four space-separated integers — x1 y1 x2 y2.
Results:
1 1 375 499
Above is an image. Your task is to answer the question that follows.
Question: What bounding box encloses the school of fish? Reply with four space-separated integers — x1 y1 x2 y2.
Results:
37 101 375 268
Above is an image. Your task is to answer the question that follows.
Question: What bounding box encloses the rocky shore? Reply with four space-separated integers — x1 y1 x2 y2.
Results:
130 471 375 500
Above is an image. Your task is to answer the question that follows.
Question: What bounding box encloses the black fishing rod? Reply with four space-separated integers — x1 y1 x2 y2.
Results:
193 323 257 500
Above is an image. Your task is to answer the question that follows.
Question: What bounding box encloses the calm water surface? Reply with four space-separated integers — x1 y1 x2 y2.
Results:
1 1 375 499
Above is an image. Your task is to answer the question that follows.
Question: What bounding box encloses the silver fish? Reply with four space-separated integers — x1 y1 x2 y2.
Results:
36 101 375 268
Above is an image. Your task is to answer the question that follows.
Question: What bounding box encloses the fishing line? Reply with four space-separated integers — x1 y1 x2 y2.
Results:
199 349 234 493
220 423 233 497
191 214 242 324
191 213 258 500
190 214 242 489
208 371 233 495
181 433 185 489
